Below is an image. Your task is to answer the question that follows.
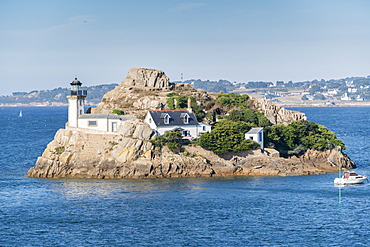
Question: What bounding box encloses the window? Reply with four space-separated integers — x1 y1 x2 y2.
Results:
182 130 190 137
202 126 206 131
88 120 97 126
182 113 190 124
164 114 170 124
184 115 189 124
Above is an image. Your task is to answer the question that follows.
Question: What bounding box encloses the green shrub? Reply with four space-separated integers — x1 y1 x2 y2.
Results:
197 120 259 154
150 131 184 153
226 109 271 127
54 146 65 155
167 92 179 97
166 97 175 110
265 120 345 156
112 109 124 115
215 93 249 109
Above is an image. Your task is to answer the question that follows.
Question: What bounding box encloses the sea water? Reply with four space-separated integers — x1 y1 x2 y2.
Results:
1 106 370 246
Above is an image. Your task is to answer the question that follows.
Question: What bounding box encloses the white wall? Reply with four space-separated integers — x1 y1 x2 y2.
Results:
67 96 78 127
145 112 212 139
144 113 157 130
198 123 212 134
156 125 199 139
77 118 122 132
245 130 264 150
67 95 85 128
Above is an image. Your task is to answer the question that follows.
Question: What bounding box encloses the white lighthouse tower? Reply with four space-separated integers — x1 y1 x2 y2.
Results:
67 77 87 128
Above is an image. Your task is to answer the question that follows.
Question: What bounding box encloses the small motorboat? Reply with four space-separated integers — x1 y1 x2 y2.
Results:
334 171 368 185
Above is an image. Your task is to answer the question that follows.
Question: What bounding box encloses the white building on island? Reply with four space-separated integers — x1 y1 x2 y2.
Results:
144 97 212 139
245 127 264 150
66 78 135 133
67 78 87 128
144 110 212 139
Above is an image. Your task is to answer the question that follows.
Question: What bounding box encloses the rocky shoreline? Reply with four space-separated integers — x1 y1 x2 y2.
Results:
27 118 355 179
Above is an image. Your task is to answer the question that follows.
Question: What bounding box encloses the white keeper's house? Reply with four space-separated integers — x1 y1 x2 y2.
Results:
66 78 135 133
144 110 212 139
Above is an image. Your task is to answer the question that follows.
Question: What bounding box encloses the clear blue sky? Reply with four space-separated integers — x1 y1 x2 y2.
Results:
1 0 370 96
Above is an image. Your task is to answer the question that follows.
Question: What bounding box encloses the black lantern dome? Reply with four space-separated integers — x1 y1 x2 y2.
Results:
70 77 82 86
70 77 87 96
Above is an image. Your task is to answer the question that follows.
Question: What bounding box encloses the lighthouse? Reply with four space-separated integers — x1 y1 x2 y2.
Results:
67 77 87 127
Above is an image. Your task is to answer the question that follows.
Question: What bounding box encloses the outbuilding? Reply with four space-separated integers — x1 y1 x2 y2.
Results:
245 127 264 150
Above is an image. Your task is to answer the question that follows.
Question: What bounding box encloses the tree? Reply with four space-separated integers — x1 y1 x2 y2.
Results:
150 131 184 153
197 120 259 154
309 85 322 95
215 93 249 109
276 81 285 87
313 94 326 100
227 109 270 127
255 112 271 127
301 95 309 101
265 120 345 156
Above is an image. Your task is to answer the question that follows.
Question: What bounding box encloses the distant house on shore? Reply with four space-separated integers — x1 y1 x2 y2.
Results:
341 93 351 101
245 127 264 150
356 95 364 101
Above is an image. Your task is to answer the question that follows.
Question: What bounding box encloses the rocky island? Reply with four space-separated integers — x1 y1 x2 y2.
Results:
27 68 355 179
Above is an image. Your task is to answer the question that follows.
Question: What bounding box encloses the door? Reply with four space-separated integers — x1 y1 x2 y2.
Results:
112 122 117 132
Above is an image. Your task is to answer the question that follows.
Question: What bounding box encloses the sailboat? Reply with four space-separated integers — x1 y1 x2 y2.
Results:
19 110 22 117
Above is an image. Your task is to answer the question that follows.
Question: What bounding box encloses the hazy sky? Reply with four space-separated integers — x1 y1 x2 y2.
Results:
1 0 370 96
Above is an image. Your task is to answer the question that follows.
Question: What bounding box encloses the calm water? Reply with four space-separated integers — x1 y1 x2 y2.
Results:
1 106 370 246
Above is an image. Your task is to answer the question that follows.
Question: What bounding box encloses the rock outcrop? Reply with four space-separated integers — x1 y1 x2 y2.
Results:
27 119 354 179
93 68 203 116
121 68 172 89
248 96 307 125
92 69 169 115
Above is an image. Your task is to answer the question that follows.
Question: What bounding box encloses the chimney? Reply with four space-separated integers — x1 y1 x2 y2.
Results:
187 97 192 113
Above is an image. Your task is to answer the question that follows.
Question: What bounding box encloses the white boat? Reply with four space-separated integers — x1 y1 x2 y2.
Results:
19 110 22 117
334 171 368 185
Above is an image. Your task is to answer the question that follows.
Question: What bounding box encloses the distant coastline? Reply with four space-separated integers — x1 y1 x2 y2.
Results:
277 101 370 108
0 103 96 107
3 101 370 108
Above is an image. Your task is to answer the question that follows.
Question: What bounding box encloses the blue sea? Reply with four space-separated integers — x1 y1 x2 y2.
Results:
1 106 370 246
